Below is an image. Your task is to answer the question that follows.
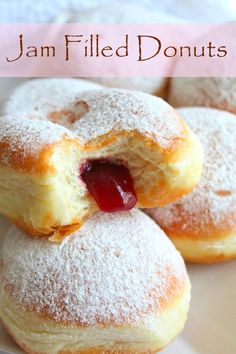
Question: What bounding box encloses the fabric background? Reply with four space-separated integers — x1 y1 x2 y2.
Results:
0 0 236 22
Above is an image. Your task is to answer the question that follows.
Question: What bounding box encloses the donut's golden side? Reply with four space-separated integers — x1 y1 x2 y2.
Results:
166 233 236 263
154 78 170 99
0 279 190 354
146 107 236 263
0 122 203 241
0 138 96 241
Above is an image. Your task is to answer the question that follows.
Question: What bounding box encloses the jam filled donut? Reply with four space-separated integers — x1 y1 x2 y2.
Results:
1 88 203 240
88 77 168 98
146 107 236 263
5 78 102 116
0 210 191 354
70 2 176 97
168 78 236 114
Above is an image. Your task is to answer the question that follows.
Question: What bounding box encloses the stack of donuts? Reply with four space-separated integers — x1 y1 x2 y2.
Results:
1 77 236 354
0 77 205 354
1 50 236 354
146 77 236 263
0 3 236 354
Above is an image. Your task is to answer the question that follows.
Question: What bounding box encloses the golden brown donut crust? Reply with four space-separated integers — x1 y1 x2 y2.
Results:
1 323 161 354
0 211 190 353
146 107 236 263
0 89 203 239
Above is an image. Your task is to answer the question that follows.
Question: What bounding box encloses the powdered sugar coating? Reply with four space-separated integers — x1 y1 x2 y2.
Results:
5 78 102 116
0 114 75 169
169 78 236 114
72 89 185 148
2 209 186 325
4 85 185 163
88 77 166 95
146 107 236 236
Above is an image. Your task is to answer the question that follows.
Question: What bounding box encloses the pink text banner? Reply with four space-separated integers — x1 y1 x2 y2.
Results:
0 23 236 77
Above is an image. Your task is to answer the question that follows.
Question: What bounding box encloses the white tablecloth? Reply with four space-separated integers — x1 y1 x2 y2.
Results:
0 0 236 22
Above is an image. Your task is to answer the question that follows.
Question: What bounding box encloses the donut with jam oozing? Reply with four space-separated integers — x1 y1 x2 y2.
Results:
0 87 203 240
81 160 137 212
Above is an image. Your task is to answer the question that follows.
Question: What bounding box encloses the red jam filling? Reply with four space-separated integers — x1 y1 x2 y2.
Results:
81 160 137 212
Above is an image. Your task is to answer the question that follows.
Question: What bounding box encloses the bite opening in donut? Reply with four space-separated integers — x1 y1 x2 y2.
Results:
80 159 137 212
0 88 204 240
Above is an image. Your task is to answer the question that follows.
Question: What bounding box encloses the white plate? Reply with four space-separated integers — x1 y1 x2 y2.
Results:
0 211 236 354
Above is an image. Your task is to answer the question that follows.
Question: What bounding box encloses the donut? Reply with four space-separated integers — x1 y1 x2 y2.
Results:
87 77 168 98
0 209 191 354
0 78 27 114
146 107 236 263
1 87 203 240
5 78 103 116
168 78 236 114
69 2 177 97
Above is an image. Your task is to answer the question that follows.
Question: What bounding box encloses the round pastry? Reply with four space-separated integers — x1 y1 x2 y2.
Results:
69 2 176 97
1 88 203 240
146 107 236 263
168 78 236 114
88 77 168 98
0 209 191 354
5 78 103 116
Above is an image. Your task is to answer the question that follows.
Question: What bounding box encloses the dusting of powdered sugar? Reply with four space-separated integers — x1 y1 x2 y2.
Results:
169 78 236 114
2 210 186 325
0 114 75 168
3 85 185 161
88 77 165 94
146 107 236 235
4 78 102 116
70 89 184 149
